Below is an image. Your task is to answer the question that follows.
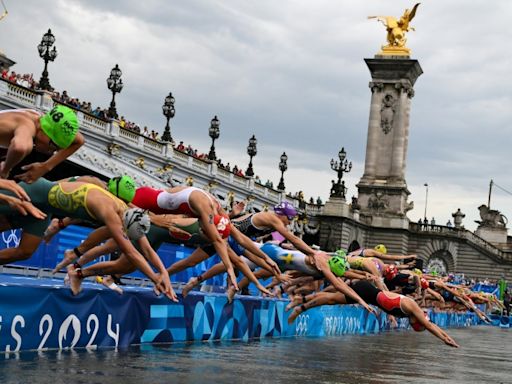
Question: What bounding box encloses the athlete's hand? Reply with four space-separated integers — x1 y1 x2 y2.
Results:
0 161 10 179
227 268 239 291
277 273 292 283
388 315 398 328
17 200 47 219
0 179 31 201
229 201 245 218
256 283 273 297
16 162 49 184
444 336 459 348
361 302 377 315
154 273 178 302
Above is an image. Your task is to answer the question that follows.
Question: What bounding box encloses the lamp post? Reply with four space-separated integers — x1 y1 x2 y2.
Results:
161 92 175 143
208 115 220 161
246 134 257 177
277 152 288 191
329 147 352 198
106 64 123 119
423 183 429 220
37 29 57 91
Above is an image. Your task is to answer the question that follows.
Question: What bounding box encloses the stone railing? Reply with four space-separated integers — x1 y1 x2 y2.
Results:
0 78 317 214
409 222 511 262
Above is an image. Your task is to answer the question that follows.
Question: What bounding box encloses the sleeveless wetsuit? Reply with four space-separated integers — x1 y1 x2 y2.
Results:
348 256 365 270
346 280 408 318
47 183 127 221
136 222 209 252
260 243 320 276
132 186 219 216
201 212 275 256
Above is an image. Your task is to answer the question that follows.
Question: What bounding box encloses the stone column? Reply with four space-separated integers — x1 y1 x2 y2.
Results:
357 57 422 228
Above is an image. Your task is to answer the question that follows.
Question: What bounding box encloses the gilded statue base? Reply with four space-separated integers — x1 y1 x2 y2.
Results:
377 45 411 57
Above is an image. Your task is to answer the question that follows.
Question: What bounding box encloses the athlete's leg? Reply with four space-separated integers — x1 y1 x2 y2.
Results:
181 261 227 298
166 247 210 276
228 269 273 302
0 232 43 264
53 226 112 273
228 249 272 298
288 292 346 323
43 217 81 244
68 255 135 295
363 259 386 290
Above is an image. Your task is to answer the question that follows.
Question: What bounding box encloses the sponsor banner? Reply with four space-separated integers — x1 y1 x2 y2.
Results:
0 276 480 352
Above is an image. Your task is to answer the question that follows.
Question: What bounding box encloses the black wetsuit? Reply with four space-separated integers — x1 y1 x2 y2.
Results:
346 280 408 318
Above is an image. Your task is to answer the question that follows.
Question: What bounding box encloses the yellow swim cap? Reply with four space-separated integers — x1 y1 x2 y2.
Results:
374 244 387 254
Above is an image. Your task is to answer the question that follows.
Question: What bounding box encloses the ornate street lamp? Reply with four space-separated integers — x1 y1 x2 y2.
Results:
37 29 58 91
423 183 429 221
161 92 175 142
277 152 288 191
329 147 352 198
246 134 257 177
208 115 220 161
106 64 123 119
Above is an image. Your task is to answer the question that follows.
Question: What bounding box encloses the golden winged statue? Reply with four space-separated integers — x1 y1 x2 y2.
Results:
368 3 420 56
0 0 8 22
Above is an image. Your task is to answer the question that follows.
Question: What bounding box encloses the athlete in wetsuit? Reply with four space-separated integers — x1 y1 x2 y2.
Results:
287 279 459 348
0 178 174 299
132 185 239 289
0 106 83 182
169 201 316 293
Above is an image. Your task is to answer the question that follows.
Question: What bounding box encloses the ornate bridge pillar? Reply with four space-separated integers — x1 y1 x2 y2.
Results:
357 57 423 228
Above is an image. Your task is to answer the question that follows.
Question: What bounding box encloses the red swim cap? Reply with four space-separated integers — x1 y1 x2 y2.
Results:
420 277 429 290
214 214 231 239
411 311 428 332
384 264 398 280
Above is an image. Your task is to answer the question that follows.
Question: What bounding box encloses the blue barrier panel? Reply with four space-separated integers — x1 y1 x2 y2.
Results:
0 274 481 352
0 227 226 285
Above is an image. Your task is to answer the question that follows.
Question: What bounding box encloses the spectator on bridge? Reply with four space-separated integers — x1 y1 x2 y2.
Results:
176 141 185 151
430 217 436 226
142 126 150 137
446 220 453 227
316 196 323 206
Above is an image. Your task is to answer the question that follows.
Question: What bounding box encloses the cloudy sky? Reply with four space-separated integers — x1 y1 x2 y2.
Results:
1 0 511 230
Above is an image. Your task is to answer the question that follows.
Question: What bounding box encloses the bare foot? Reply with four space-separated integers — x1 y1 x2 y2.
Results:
67 266 83 296
52 249 77 274
285 295 303 312
227 285 237 304
43 218 61 244
287 306 303 324
182 276 199 298
100 275 123 295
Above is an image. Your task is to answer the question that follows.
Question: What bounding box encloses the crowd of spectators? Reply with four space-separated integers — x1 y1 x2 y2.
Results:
2 66 298 195
1 70 38 89
174 141 208 160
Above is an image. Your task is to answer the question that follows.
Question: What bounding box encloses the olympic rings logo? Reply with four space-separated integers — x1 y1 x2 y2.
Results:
295 314 309 336
2 230 20 248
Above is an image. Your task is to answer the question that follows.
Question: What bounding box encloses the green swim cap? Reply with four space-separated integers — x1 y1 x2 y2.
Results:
39 105 79 149
108 175 137 203
329 255 348 277
335 249 347 258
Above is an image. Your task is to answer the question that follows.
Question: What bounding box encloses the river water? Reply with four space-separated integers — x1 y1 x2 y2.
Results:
0 326 510 384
